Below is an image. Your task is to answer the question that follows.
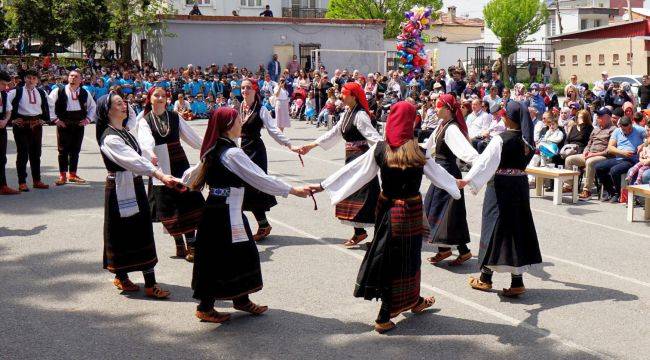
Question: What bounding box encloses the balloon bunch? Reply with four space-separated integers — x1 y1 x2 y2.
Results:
396 6 433 81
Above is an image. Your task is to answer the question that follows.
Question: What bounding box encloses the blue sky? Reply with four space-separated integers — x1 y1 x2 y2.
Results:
441 0 489 18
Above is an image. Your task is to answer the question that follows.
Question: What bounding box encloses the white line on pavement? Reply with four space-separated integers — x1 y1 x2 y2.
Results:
267 217 610 359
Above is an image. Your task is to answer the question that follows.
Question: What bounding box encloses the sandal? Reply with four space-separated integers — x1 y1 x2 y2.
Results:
374 321 396 334
411 296 436 314
234 301 268 315
427 250 452 264
449 252 472 266
253 226 272 242
113 277 140 292
196 309 231 323
145 284 171 299
501 286 526 298
343 233 367 247
468 276 493 292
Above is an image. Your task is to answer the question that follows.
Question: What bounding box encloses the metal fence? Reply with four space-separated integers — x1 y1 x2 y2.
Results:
281 7 327 18
465 43 553 71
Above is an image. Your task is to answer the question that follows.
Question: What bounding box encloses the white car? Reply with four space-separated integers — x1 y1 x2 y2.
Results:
608 75 644 97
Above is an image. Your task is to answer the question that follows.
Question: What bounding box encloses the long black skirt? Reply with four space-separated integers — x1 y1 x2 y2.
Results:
240 136 277 212
192 195 263 300
152 185 205 237
478 175 542 274
424 158 470 249
335 147 380 227
354 195 423 318
103 176 158 273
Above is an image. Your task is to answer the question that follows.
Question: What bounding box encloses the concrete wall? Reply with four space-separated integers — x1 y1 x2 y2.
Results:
553 37 647 83
142 19 384 72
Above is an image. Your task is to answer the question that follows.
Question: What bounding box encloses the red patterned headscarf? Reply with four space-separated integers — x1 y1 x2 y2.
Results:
437 93 468 137
143 86 167 115
385 101 416 149
200 107 239 157
341 82 370 115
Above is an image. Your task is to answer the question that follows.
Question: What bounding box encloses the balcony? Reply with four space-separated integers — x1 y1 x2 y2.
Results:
282 7 327 18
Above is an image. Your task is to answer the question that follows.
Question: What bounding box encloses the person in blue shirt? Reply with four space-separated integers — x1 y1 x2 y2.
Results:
94 78 109 100
190 93 208 119
595 115 646 202
230 74 242 101
120 71 135 95
203 78 213 98
82 77 96 99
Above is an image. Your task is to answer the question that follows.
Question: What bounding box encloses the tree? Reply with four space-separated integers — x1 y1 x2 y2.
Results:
6 0 75 54
483 0 549 84
106 0 175 61
326 0 443 39
62 0 111 55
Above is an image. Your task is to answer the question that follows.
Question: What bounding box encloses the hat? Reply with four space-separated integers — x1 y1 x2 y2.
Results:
569 103 581 110
601 71 608 76
530 83 540 90
385 101 417 148
595 107 612 116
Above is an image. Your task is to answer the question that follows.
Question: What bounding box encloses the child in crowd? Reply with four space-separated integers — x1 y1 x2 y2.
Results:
215 93 227 108
529 112 564 170
228 93 240 108
191 93 209 119
316 87 336 128
626 131 650 185
304 91 316 124
261 91 274 111
290 98 303 119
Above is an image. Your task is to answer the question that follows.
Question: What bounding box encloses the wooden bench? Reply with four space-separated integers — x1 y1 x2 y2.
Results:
625 185 650 222
526 166 580 205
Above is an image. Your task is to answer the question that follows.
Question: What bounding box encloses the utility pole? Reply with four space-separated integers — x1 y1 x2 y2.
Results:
556 0 563 34
628 0 633 22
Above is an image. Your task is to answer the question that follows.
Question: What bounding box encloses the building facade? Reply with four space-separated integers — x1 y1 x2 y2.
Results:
424 6 484 43
171 0 329 17
550 19 650 83
134 15 384 72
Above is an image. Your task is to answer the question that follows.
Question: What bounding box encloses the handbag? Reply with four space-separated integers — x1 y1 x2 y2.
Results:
559 143 579 159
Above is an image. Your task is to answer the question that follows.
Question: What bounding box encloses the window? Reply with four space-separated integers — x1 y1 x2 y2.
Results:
594 19 601 27
187 0 210 4
627 53 633 64
585 54 591 65
580 19 588 30
241 0 262 6
598 54 605 65
572 55 578 65
613 53 619 65
559 55 566 66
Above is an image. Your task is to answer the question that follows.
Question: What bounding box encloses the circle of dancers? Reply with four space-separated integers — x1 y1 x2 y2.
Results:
88 78 542 333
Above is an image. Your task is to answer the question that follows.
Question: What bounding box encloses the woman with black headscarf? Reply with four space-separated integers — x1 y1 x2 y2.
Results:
96 93 176 299
459 101 541 297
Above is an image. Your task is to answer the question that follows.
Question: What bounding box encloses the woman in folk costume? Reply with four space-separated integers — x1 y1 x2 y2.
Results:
299 82 382 247
137 87 205 262
460 101 541 297
423 93 478 266
183 107 310 324
96 93 174 299
309 101 462 333
239 78 298 242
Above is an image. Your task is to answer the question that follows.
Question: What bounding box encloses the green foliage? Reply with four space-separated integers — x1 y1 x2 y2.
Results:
6 0 75 53
483 0 549 56
326 0 443 39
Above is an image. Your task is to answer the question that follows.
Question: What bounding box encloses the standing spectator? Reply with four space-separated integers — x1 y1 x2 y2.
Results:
267 54 281 82
528 58 539 82
542 62 552 84
189 3 202 15
286 55 300 75
260 5 273 17
387 72 402 99
638 75 650 110
490 71 504 97
595 116 646 202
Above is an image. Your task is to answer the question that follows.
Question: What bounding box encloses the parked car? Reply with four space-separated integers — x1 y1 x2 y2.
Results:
609 75 643 97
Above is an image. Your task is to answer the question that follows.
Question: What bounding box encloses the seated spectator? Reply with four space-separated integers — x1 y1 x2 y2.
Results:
482 85 501 114
626 130 650 185
623 102 634 119
558 106 572 128
595 115 646 203
173 93 192 120
418 94 439 142
633 111 646 127
529 112 564 183
611 107 623 127
467 99 492 152
317 87 336 128
561 110 594 192
190 93 209 119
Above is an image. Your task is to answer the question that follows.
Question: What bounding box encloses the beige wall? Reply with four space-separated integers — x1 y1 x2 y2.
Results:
425 26 483 43
553 37 648 83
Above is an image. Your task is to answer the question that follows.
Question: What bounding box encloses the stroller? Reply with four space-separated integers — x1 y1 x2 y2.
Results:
291 87 307 121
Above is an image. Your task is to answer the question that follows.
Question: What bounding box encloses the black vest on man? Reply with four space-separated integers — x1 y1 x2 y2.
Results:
55 87 88 124
10 86 50 122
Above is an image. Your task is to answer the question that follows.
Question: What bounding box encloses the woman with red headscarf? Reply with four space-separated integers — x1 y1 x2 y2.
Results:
137 86 205 262
308 101 461 333
422 93 478 267
299 82 382 246
239 78 297 242
182 107 309 324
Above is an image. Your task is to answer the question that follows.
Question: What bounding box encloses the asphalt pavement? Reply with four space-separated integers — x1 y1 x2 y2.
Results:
0 120 648 360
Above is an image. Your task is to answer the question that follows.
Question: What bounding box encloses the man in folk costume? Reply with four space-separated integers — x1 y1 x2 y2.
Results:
298 82 382 246
6 69 50 191
49 69 96 185
0 70 20 195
